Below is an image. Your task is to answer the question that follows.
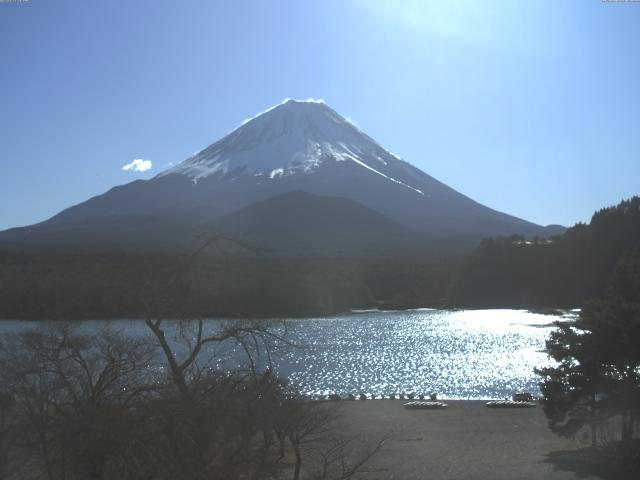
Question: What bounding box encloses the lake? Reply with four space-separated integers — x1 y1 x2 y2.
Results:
0 309 572 400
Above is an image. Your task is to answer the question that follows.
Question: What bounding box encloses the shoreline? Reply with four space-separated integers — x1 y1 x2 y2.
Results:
0 305 579 322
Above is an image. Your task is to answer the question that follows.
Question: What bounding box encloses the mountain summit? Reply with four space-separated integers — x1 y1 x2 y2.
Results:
160 99 424 196
0 99 564 254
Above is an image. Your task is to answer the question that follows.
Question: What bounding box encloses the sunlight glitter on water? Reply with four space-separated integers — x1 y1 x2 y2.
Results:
271 309 570 400
0 309 572 400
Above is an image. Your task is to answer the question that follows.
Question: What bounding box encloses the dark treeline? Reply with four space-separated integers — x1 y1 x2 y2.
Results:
0 249 461 320
452 197 640 309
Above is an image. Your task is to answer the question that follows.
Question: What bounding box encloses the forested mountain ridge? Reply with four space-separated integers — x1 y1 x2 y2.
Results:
451 197 640 308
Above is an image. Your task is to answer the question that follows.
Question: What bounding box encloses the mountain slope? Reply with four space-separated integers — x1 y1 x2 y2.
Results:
212 191 424 256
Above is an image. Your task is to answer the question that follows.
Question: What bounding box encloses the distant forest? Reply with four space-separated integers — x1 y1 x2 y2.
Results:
451 196 640 309
1 197 638 319
0 251 459 319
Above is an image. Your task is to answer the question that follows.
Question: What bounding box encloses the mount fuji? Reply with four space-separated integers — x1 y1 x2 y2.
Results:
0 99 563 255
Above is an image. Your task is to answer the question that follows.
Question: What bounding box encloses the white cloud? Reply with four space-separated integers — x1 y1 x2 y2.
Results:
344 116 359 128
122 159 152 172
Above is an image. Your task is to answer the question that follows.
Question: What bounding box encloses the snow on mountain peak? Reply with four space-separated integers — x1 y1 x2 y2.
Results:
158 99 423 195
239 98 327 126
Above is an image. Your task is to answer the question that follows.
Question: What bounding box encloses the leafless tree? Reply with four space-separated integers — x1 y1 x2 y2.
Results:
311 434 386 480
0 323 155 480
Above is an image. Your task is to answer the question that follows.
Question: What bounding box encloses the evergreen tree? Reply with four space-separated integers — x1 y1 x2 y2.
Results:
536 246 640 448
535 315 608 446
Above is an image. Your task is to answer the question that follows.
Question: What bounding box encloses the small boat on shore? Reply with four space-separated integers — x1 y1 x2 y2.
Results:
403 401 448 410
486 400 536 408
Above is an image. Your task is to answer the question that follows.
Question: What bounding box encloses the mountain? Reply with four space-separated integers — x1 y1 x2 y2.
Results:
0 99 563 255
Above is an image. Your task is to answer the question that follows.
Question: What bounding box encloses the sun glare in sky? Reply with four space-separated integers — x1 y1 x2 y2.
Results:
357 0 577 54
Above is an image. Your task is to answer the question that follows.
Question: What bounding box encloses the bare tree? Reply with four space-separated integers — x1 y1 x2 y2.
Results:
0 323 155 480
311 435 386 480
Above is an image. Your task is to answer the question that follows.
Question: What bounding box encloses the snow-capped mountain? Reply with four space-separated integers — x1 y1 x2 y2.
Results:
160 99 423 196
0 99 564 254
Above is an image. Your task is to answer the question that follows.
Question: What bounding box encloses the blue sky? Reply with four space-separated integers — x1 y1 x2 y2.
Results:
1 0 639 230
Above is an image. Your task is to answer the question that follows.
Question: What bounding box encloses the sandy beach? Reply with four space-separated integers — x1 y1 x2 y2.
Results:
333 400 605 480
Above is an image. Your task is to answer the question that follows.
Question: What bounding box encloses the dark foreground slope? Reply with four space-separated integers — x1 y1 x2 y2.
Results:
0 191 425 257
212 191 427 256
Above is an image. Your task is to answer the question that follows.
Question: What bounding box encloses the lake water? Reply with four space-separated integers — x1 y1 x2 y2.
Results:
0 309 572 400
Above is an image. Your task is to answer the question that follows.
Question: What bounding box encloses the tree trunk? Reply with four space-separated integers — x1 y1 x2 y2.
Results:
145 319 190 398
590 392 597 448
39 429 55 480
277 434 286 460
621 409 631 446
292 443 302 480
